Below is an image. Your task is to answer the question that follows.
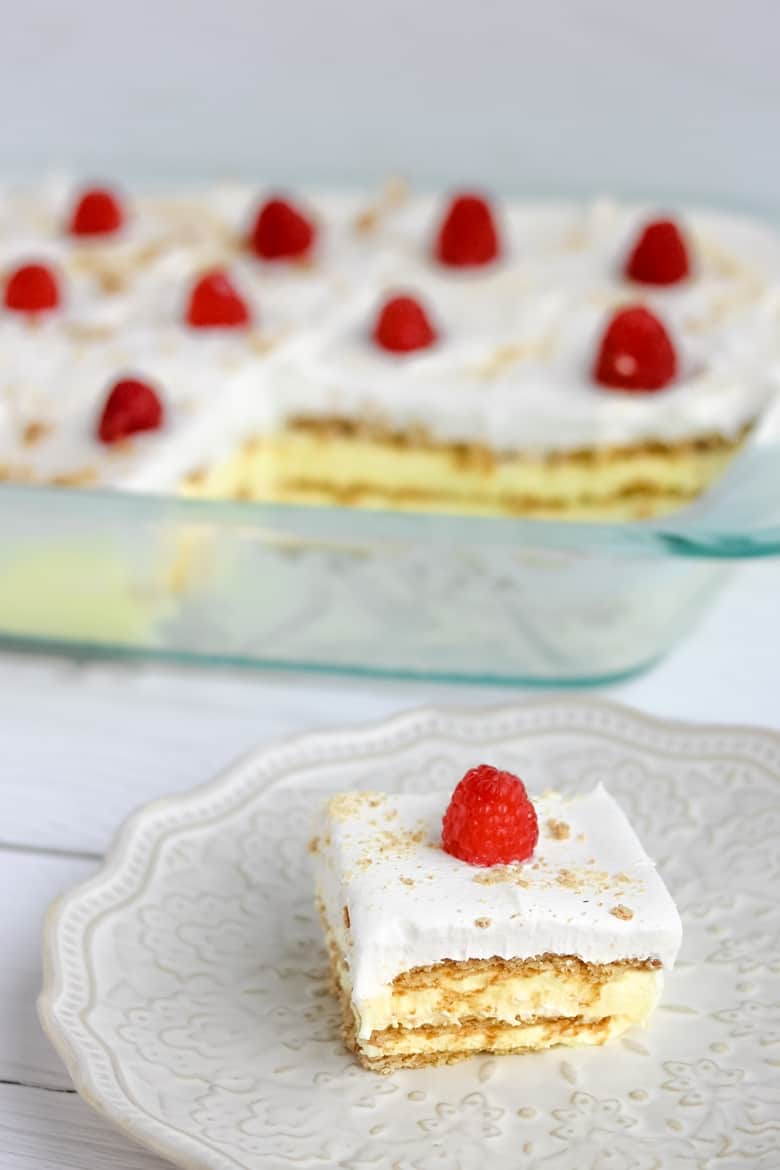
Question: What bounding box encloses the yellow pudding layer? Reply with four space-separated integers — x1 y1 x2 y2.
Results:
181 421 746 520
359 1014 630 1069
359 953 661 1037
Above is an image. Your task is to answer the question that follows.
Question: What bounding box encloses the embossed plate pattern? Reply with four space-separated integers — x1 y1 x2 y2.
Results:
40 699 780 1169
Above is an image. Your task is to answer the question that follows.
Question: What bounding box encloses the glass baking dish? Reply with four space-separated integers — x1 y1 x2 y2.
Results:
1 425 778 684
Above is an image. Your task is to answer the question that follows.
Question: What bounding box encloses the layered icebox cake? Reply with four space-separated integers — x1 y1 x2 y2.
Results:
312 766 682 1070
1 177 780 519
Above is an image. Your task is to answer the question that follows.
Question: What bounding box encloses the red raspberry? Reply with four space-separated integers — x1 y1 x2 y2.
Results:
593 305 677 392
435 192 501 267
186 269 251 328
4 262 61 313
249 196 316 260
68 186 125 236
373 294 438 353
442 764 539 866
97 377 164 443
625 218 690 285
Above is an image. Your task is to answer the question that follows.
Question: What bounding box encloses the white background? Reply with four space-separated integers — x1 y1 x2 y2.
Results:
1 0 779 208
2 2 780 1165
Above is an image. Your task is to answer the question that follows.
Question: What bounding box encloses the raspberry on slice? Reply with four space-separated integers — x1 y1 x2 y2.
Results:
186 269 251 328
4 262 61 313
68 186 125 236
373 293 438 353
249 196 316 260
97 377 164 443
442 764 539 866
625 218 690 285
593 305 677 392
435 192 501 267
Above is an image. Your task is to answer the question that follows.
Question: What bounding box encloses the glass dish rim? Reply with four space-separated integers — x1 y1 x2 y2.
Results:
2 479 779 561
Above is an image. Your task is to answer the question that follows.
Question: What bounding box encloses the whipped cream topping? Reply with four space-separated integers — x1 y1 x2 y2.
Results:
314 785 683 1020
1 178 779 490
0 179 376 488
279 197 780 453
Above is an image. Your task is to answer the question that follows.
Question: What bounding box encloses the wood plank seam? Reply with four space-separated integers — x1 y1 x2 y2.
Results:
0 841 102 862
0 1076 76 1095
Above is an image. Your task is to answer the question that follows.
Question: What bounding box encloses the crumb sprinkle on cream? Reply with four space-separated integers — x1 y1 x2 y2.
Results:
610 904 634 921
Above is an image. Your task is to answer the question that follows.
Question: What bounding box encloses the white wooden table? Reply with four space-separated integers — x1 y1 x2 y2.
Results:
3 559 780 1169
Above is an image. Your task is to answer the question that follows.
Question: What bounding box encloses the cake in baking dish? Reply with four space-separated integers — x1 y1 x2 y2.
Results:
1 176 779 519
312 767 682 1071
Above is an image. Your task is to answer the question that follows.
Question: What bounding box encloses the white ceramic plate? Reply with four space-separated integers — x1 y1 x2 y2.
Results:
40 698 780 1170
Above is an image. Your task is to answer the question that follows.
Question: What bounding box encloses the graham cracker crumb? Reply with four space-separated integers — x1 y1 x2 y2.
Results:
183 466 208 488
610 904 634 921
555 868 581 890
326 792 386 822
22 420 52 447
133 240 166 266
342 905 351 930
576 833 586 843
474 917 491 929
383 175 410 206
50 467 98 487
400 876 415 887
0 463 37 483
373 827 426 856
110 438 139 457
353 207 379 234
65 321 116 342
247 329 281 355
473 339 554 379
307 836 319 855
353 175 409 233
473 865 529 887
562 225 588 251
97 267 128 295
546 818 570 841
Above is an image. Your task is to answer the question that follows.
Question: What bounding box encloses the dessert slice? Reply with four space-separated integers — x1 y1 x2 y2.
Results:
312 767 682 1071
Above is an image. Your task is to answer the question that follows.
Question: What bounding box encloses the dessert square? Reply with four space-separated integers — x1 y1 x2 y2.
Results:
312 779 682 1071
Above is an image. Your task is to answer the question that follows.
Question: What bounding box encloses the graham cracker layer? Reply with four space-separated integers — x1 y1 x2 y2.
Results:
181 418 748 520
390 952 660 989
286 414 745 459
319 913 660 1072
343 998 623 1072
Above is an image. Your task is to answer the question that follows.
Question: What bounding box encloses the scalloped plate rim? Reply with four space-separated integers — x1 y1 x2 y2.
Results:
37 695 780 1170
